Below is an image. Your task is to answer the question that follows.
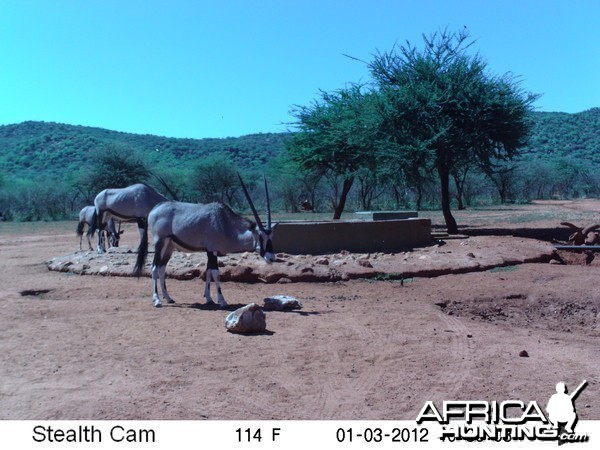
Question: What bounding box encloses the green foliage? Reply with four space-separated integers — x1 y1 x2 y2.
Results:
0 121 289 180
369 29 539 232
522 109 600 165
191 154 239 204
0 107 598 222
82 145 151 191
288 85 381 218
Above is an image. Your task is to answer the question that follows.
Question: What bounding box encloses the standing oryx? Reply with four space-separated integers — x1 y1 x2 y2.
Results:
92 183 168 254
77 206 122 251
133 175 276 308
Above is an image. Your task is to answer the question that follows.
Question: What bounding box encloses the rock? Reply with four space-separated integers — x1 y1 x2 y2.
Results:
357 258 372 268
225 303 266 333
263 295 303 311
519 350 529 357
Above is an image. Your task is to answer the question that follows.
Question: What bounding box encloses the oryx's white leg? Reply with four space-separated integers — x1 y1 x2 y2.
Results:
211 269 227 307
96 210 107 254
151 263 162 307
151 265 174 307
151 237 174 307
157 265 175 304
204 251 227 307
97 230 104 254
203 269 215 304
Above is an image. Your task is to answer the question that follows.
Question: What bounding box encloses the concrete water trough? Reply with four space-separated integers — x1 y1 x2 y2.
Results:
272 216 432 255
353 211 419 221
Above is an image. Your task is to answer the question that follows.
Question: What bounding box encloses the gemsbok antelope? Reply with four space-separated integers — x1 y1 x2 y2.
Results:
133 175 276 308
92 183 168 254
77 205 122 251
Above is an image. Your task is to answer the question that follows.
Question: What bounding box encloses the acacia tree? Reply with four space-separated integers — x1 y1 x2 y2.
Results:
288 85 380 219
76 145 150 202
192 154 239 204
370 29 538 232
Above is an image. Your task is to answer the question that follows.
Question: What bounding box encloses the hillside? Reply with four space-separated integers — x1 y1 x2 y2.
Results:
523 108 600 164
0 121 290 179
1 109 598 181
0 108 598 221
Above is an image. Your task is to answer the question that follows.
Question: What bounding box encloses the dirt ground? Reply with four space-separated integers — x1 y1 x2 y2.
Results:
0 200 598 420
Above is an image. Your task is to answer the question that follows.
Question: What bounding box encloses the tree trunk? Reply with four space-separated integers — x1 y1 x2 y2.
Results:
453 169 468 210
438 164 458 234
415 183 423 211
333 177 354 220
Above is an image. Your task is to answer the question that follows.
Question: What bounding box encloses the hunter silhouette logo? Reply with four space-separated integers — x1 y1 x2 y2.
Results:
416 380 590 443
546 380 587 439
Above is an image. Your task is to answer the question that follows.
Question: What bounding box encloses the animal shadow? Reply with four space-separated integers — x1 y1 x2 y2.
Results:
168 302 248 311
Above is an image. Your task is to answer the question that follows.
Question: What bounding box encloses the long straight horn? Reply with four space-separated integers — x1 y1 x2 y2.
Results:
264 175 272 230
238 173 264 230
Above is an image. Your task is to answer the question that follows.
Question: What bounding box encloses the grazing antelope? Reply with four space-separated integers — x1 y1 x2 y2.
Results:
133 175 276 308
92 183 167 254
77 206 122 251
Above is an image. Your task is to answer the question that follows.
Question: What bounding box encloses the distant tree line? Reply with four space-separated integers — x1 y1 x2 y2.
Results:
0 29 599 226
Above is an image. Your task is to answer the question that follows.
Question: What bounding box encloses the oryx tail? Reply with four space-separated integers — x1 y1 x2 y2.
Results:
133 226 149 277
87 209 98 239
76 220 85 237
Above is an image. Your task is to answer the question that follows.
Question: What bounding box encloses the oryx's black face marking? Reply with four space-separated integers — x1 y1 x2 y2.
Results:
257 227 276 263
238 173 277 263
108 232 120 248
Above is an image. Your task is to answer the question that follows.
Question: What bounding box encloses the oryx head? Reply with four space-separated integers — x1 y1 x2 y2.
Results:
107 221 124 248
238 173 277 263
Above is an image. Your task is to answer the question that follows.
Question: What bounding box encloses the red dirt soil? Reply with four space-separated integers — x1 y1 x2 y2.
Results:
0 200 598 420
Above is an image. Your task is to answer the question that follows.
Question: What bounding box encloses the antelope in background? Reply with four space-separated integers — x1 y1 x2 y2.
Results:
133 175 276 308
77 205 122 251
91 183 168 254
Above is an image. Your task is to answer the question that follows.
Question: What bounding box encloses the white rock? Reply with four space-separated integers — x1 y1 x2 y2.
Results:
225 303 266 333
263 295 303 311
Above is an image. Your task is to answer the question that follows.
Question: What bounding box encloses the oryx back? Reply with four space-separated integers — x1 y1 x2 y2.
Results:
79 206 96 226
149 201 256 255
95 183 167 220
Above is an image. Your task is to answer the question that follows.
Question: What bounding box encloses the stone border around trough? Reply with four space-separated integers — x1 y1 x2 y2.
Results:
46 236 556 283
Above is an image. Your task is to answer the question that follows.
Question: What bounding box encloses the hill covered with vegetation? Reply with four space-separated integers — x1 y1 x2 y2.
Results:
1 109 598 179
0 121 289 179
524 108 600 164
0 108 598 221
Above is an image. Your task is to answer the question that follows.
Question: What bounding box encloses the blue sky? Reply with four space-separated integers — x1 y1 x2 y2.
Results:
1 0 598 139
